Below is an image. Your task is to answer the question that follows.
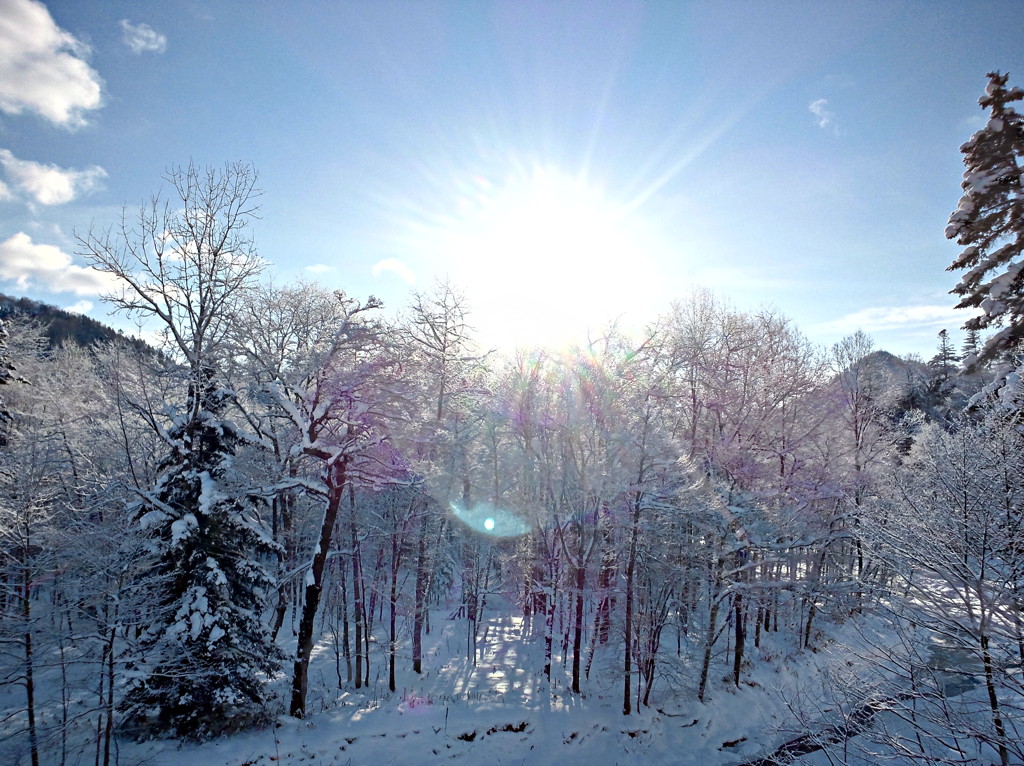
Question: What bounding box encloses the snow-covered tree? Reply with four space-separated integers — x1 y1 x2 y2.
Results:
118 370 280 738
869 408 1024 766
946 71 1024 373
78 162 280 739
0 326 142 766
230 286 401 718
400 281 487 673
0 322 47 766
659 292 830 505
963 325 982 361
929 328 960 381
226 281 355 643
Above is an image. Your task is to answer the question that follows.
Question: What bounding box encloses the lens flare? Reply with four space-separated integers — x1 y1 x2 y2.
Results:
450 501 531 538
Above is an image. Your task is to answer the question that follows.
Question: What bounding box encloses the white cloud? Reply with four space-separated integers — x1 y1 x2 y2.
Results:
809 98 834 131
65 299 92 314
0 0 103 127
371 258 416 284
0 149 106 205
0 232 117 295
816 304 971 335
305 263 335 274
0 179 11 201
120 19 167 54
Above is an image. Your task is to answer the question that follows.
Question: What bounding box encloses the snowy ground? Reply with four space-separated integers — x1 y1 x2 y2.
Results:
3 603 1013 765
114 611 868 766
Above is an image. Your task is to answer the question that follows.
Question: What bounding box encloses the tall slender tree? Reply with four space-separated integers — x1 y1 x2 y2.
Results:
929 328 960 381
402 281 485 673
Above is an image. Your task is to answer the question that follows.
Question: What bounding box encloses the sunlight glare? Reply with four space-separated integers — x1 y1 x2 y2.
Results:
433 164 661 350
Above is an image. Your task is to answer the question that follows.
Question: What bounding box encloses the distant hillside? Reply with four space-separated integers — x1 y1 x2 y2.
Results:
859 349 930 392
0 294 154 355
852 348 984 425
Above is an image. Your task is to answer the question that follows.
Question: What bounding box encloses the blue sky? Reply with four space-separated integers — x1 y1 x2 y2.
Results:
1 0 1022 357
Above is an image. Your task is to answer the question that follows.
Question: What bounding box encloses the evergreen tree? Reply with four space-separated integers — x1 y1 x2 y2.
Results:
928 328 960 380
962 325 981 362
121 368 280 738
946 71 1024 372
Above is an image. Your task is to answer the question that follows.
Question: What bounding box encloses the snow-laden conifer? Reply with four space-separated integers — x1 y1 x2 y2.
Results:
946 71 1024 374
121 370 281 739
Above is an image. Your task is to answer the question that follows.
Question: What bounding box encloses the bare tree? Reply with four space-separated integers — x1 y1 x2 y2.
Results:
401 281 485 672
76 162 279 740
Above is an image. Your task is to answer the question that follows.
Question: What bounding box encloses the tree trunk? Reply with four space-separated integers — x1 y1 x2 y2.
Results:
351 488 364 690
270 490 293 643
389 526 401 693
732 592 744 687
365 544 384 686
340 560 352 683
623 499 641 715
103 608 117 766
572 560 585 694
980 633 1009 766
289 459 346 718
271 587 289 643
413 511 427 674
22 562 39 766
544 547 558 681
697 597 718 703
698 558 723 703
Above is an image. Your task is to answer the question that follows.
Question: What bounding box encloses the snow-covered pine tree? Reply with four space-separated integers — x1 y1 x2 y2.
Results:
946 71 1024 373
962 325 981 361
121 367 281 739
928 328 960 381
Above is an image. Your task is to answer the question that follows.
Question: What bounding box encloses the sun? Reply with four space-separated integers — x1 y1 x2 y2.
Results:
426 164 660 350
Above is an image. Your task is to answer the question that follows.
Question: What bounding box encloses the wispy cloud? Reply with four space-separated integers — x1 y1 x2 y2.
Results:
816 304 969 335
371 258 416 284
120 19 167 55
0 232 118 295
305 263 335 274
0 0 103 127
0 149 106 205
809 98 835 131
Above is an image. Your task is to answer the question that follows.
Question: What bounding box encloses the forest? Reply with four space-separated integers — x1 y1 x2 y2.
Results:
0 73 1022 766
